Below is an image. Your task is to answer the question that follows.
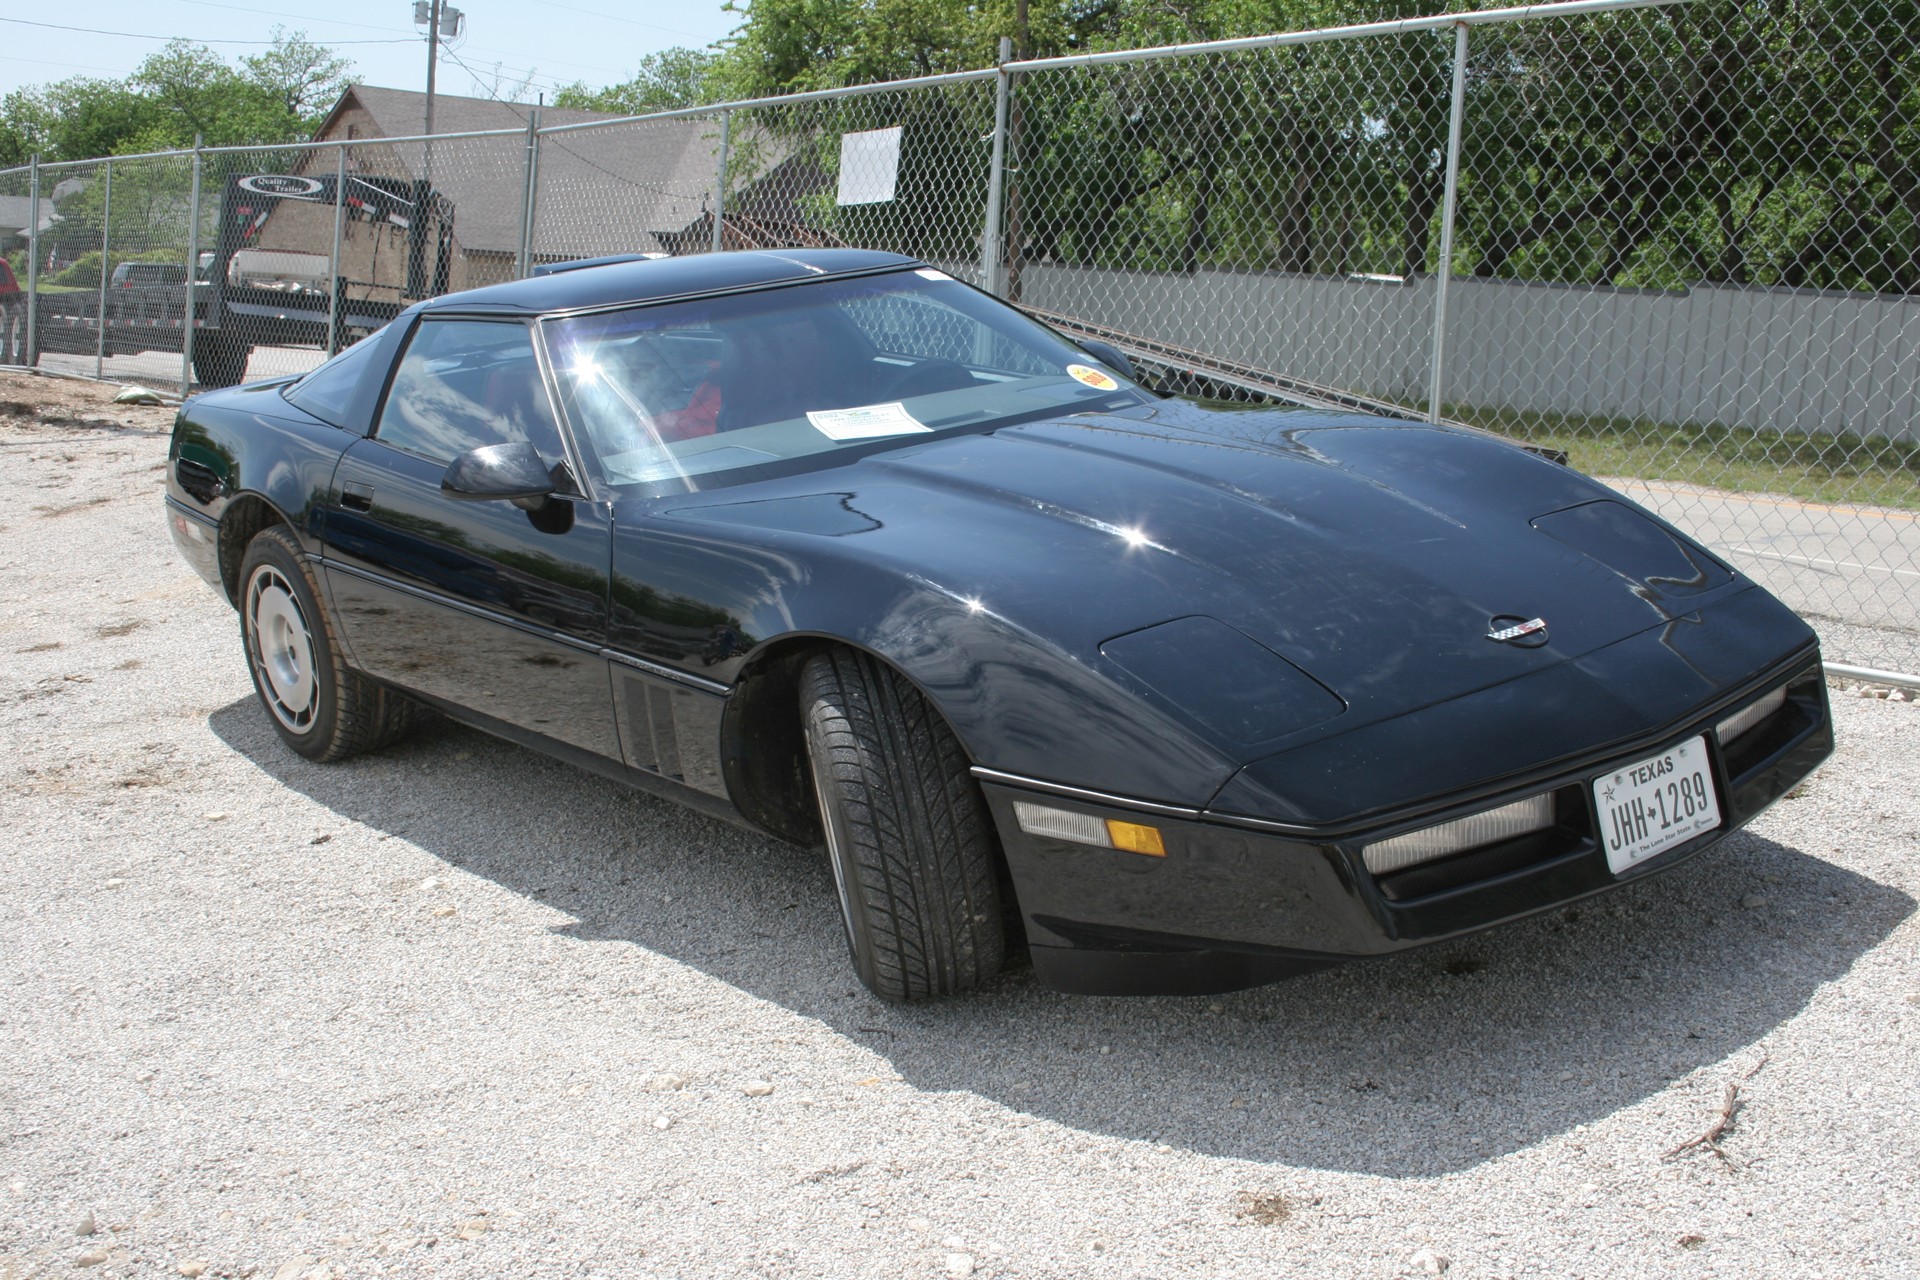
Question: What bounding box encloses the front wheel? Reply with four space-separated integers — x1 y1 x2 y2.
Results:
239 524 414 761
800 650 1006 1001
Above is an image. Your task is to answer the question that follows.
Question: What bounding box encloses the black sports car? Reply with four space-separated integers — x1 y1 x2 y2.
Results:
164 248 1833 1000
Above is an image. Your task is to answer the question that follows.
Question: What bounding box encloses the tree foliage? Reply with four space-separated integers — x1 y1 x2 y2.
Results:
0 29 351 166
555 48 723 115
703 0 1920 295
10 0 1920 296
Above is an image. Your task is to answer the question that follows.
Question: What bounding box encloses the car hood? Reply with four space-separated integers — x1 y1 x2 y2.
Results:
664 403 1750 760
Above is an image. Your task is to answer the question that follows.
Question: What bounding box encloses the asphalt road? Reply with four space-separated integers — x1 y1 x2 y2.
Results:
30 344 326 393
1606 480 1920 677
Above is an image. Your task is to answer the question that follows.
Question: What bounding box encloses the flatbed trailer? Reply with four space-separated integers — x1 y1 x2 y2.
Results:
24 173 442 386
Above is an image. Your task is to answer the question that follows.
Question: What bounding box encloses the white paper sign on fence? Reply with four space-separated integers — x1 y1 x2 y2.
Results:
836 127 904 206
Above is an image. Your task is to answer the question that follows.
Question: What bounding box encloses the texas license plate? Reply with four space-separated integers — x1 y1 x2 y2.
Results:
1593 735 1721 875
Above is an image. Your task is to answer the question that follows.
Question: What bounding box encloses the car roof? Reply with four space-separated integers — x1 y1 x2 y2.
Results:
420 248 923 316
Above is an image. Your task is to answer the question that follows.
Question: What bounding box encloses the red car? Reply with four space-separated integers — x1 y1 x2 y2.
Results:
0 256 24 366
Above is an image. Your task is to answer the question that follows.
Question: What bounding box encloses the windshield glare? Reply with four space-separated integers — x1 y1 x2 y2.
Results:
542 269 1149 492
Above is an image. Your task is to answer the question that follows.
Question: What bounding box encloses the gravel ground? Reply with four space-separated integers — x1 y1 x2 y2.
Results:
2 371 1917 1280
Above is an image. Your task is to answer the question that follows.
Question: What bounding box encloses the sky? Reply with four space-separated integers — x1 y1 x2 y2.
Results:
0 0 742 104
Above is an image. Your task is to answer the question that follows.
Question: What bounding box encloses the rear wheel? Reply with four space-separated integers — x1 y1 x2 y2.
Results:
239 524 414 761
800 650 1005 1001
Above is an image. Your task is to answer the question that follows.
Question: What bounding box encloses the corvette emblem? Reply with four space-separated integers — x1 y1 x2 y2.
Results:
1487 615 1550 647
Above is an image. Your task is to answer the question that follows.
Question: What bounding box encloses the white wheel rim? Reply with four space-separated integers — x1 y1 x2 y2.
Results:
246 565 317 733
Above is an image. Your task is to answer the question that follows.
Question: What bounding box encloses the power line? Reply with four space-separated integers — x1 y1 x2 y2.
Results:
437 45 706 204
0 16 412 46
455 43 629 79
0 54 139 75
437 47 569 101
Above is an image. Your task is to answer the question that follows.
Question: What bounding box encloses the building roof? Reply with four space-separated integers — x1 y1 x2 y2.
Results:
313 85 769 259
0 195 55 241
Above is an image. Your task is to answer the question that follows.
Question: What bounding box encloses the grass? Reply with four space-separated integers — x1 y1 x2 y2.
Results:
1435 404 1920 512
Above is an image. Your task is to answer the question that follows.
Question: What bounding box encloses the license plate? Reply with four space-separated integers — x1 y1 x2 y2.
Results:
1593 735 1721 875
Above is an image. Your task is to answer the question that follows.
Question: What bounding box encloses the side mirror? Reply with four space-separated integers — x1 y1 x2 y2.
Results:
441 441 557 504
1076 338 1137 380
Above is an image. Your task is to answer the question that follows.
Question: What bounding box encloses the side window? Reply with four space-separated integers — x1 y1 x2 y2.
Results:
373 319 564 465
282 334 383 428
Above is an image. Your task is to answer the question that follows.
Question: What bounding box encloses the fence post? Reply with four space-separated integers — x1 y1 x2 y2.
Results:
980 37 1014 295
710 109 732 254
1427 21 1469 425
517 110 541 278
23 153 40 369
95 159 113 380
181 136 203 397
328 146 347 356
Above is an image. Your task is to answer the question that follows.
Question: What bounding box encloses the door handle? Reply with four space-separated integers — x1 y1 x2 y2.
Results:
341 481 375 512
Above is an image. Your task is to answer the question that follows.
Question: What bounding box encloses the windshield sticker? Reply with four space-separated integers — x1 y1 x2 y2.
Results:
1066 363 1120 391
914 268 953 282
806 402 933 441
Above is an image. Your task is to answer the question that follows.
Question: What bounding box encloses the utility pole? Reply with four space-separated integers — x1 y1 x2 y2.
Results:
1004 0 1029 302
409 0 463 297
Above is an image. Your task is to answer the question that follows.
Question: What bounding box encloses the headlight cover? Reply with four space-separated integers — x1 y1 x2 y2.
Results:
1362 793 1556 876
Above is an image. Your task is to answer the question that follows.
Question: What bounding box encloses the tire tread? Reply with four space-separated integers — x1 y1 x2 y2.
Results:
801 650 1004 1001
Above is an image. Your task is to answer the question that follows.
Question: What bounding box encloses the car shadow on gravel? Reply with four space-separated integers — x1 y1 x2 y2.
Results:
213 699 1913 1179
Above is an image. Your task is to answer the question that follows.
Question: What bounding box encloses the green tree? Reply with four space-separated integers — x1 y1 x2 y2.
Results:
1453 0 1920 293
241 28 355 123
0 30 353 166
555 47 721 114
0 79 161 166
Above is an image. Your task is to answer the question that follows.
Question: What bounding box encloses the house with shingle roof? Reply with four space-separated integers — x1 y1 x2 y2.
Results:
250 85 774 298
0 195 55 253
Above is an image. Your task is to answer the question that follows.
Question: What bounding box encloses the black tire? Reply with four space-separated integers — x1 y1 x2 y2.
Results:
238 524 415 761
191 335 251 389
800 650 1006 1001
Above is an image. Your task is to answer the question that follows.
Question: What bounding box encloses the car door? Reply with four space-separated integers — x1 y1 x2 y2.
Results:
318 315 622 763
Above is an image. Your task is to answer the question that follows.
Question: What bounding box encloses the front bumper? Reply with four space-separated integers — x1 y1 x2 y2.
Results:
165 494 224 593
985 650 1832 996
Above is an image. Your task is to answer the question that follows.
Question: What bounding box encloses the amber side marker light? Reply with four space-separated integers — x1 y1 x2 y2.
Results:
1106 820 1167 857
1013 801 1167 857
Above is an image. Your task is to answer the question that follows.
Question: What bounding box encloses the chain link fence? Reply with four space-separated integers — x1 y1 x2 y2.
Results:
2 0 1915 678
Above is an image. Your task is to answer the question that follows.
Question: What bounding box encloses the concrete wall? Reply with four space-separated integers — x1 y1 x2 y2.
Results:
1015 264 1920 443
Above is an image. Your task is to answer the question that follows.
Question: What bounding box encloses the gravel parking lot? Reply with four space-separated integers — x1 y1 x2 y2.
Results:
2 370 1916 1280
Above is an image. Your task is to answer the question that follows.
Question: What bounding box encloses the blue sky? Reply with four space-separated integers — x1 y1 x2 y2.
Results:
1 0 741 104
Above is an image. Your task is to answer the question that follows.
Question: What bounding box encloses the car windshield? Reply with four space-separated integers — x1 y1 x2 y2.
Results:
542 268 1152 493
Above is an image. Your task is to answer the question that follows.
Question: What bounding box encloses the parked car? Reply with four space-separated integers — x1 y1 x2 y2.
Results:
163 248 1833 1001
110 261 190 289
0 256 21 365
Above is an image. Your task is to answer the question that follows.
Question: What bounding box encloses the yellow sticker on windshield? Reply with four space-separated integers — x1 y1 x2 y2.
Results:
1066 363 1119 391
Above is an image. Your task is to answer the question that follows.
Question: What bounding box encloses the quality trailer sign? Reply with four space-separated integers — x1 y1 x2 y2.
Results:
235 175 326 200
